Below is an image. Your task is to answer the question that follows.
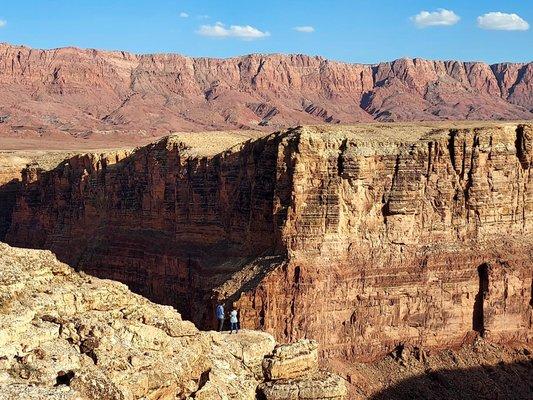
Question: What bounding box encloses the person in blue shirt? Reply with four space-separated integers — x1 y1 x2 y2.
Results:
216 303 225 332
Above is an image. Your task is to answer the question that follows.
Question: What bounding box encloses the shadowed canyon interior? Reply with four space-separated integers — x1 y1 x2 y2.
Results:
3 123 532 373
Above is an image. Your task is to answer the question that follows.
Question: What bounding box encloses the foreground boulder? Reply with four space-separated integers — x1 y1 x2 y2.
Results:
263 340 319 380
258 372 347 400
259 340 346 400
0 242 346 400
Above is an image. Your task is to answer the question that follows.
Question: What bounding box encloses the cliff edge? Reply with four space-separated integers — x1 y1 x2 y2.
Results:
0 242 347 400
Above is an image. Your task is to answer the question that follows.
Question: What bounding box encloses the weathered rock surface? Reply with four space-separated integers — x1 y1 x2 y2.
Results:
258 372 347 400
0 43 531 148
3 123 532 385
235 123 533 363
263 340 319 380
0 242 344 400
0 150 91 239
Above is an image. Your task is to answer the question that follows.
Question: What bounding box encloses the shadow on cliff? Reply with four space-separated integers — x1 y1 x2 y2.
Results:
0 179 21 241
0 135 293 330
367 360 533 400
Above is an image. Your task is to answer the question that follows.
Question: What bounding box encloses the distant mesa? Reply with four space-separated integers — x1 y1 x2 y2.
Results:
0 43 531 148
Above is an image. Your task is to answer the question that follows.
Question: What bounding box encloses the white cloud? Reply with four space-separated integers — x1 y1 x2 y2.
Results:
477 12 529 31
293 26 315 33
411 9 460 28
179 12 189 18
197 14 210 20
197 22 270 40
0 20 6 28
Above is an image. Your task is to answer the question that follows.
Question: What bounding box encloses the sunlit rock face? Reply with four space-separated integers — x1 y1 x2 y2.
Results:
0 242 345 400
4 123 532 365
236 123 532 362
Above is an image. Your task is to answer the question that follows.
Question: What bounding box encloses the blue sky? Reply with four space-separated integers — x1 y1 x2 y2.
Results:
0 1 531 63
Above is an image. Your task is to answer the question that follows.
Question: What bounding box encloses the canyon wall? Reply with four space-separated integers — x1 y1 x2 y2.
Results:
4 123 532 366
4 135 292 324
0 43 531 144
235 124 533 362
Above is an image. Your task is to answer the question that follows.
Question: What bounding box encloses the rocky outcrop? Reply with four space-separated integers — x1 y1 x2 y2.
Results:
0 43 531 147
258 372 347 400
4 123 532 371
263 340 319 380
0 242 345 400
258 340 347 400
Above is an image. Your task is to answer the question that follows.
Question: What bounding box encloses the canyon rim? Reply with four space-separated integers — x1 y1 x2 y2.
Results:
0 8 531 397
1 121 532 398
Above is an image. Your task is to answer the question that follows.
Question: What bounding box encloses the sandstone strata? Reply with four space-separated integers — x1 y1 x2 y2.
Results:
258 372 346 400
4 123 532 371
258 341 347 400
0 43 531 147
0 150 90 239
263 340 319 380
0 242 344 400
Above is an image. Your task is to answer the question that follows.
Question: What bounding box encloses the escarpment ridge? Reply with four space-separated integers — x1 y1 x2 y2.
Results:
3 122 532 377
0 42 531 147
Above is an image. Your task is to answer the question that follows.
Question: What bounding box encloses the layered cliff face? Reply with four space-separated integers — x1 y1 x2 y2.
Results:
4 123 532 369
0 242 347 400
0 43 531 146
235 123 533 363
0 150 88 239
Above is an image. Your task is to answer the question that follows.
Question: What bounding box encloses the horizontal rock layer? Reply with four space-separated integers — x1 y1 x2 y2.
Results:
0 43 531 145
4 123 533 368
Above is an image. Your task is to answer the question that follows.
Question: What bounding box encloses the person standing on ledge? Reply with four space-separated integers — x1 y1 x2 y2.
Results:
230 307 239 334
216 303 225 332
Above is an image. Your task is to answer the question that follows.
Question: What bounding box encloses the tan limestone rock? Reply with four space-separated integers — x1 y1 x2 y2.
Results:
263 340 319 381
258 372 348 400
0 242 343 400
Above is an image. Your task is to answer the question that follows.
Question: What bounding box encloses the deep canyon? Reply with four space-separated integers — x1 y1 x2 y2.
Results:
0 43 531 399
1 122 531 399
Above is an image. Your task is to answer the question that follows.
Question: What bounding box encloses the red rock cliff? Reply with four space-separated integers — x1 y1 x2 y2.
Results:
0 43 531 142
5 123 532 365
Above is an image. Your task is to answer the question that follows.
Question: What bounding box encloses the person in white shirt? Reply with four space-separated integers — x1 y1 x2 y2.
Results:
229 308 239 334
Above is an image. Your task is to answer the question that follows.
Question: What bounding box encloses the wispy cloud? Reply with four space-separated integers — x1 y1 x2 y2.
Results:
197 22 270 40
179 12 189 18
477 12 529 31
197 14 210 20
293 26 315 33
411 9 460 28
0 20 6 28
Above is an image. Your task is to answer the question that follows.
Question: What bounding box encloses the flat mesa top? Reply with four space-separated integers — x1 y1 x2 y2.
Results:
166 121 530 157
165 130 267 157
302 121 530 142
1 122 530 164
